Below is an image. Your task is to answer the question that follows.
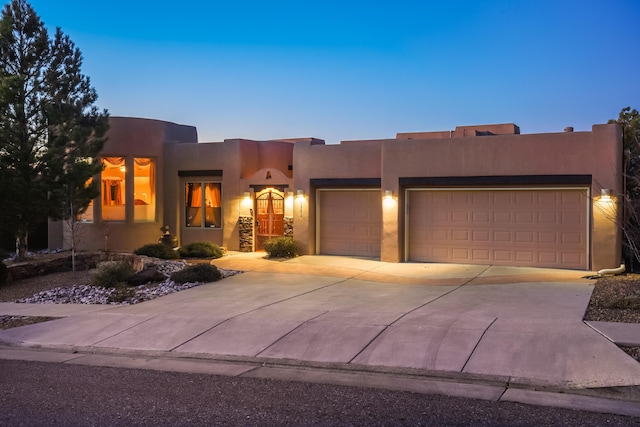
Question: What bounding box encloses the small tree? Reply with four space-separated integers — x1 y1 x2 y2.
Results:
0 0 108 261
609 107 640 266
63 203 87 275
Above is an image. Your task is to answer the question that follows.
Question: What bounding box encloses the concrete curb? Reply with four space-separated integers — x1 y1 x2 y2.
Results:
1 344 638 419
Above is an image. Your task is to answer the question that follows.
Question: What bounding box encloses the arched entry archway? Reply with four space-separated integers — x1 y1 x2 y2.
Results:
255 188 285 250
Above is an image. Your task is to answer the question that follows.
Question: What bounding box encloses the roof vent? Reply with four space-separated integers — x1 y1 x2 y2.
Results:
564 127 574 133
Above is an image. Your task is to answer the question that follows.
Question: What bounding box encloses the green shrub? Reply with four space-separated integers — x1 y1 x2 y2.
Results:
178 241 223 259
0 261 7 287
134 243 180 260
264 236 298 258
170 263 222 284
92 261 135 288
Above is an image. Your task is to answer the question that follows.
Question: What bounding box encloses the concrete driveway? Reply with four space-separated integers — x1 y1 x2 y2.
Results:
1 253 640 390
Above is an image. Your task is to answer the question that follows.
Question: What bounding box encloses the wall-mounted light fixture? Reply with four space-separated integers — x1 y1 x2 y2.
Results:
285 191 294 215
383 189 396 208
296 190 305 218
600 189 612 201
240 191 253 214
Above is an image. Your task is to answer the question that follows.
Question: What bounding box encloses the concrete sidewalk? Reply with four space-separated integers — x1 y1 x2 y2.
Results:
1 253 640 417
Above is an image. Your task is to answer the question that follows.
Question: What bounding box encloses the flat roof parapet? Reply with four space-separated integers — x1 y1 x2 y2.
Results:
396 123 521 140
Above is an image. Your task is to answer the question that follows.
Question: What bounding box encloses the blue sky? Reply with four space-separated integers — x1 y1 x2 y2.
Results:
26 0 640 144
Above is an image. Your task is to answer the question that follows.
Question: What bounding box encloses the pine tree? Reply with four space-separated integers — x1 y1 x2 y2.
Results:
610 107 640 266
0 0 108 261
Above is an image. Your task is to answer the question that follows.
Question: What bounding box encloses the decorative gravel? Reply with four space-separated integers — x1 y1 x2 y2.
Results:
5 260 242 306
583 274 640 323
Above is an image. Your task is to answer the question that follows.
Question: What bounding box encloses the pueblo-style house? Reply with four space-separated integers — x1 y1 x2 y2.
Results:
48 117 623 271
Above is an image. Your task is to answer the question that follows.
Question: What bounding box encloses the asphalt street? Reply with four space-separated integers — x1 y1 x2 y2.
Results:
1 359 638 426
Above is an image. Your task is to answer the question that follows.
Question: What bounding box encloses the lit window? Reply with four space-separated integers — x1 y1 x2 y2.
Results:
133 158 156 222
185 182 222 228
101 157 125 221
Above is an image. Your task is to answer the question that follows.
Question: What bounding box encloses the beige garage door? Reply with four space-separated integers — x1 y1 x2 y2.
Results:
407 189 589 269
318 190 382 258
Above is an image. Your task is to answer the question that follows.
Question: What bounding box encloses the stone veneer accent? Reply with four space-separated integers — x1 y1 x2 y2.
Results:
284 217 294 238
239 216 254 252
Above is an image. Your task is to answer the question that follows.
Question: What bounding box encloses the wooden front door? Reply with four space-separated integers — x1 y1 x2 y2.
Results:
256 190 285 250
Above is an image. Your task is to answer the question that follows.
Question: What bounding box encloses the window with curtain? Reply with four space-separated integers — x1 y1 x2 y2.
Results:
185 182 222 228
134 157 156 222
101 157 126 221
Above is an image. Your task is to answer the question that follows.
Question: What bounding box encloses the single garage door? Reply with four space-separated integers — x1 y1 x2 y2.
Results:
318 190 382 258
407 188 589 269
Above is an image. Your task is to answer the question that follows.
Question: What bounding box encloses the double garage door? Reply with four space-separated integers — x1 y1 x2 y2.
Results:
407 188 589 269
317 188 589 269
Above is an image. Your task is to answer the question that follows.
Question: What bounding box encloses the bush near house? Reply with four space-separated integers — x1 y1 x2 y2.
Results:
264 237 298 259
91 261 135 288
134 243 180 260
177 241 224 259
170 263 222 284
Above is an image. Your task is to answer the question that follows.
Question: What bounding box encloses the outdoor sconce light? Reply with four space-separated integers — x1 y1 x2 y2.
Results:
285 191 294 214
600 189 612 202
241 192 252 210
296 190 305 219
383 189 396 209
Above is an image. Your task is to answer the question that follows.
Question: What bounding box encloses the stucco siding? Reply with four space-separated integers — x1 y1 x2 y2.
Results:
52 117 197 253
49 117 622 271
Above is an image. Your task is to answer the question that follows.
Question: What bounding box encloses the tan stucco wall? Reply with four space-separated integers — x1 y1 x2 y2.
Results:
53 116 621 271
292 140 383 255
165 139 240 250
397 123 520 140
237 139 294 179
381 124 621 269
166 138 294 251
51 117 198 253
293 123 622 270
